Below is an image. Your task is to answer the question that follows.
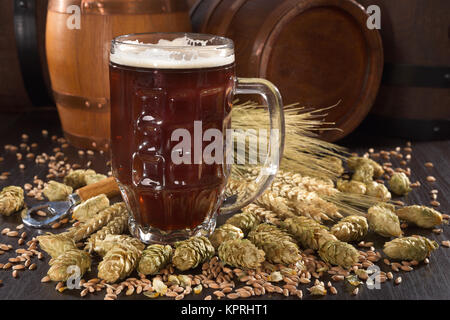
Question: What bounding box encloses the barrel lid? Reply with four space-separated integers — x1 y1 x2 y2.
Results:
251 0 383 141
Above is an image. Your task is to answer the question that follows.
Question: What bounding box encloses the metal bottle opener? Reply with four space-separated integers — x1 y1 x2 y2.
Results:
22 177 120 228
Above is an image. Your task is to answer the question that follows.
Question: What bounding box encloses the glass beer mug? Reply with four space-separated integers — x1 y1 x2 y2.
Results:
109 33 284 243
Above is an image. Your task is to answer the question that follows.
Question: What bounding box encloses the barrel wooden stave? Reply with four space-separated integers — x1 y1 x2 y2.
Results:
356 0 450 122
262 6 370 125
0 0 51 111
46 1 192 150
192 0 383 141
358 0 449 66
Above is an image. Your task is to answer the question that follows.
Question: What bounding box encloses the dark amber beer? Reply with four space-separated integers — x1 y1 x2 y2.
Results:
110 61 234 232
109 33 284 243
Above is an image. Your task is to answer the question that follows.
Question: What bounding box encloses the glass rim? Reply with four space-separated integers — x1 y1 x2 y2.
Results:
111 32 234 50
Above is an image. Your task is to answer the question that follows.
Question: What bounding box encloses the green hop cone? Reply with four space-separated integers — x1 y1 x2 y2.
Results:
209 224 244 249
37 234 77 259
72 194 110 222
383 235 438 261
137 244 173 275
84 173 107 185
172 236 215 271
225 209 262 235
98 241 143 283
280 216 329 250
347 157 384 178
352 163 374 184
43 181 73 201
0 186 24 216
280 214 358 268
218 239 265 269
367 205 402 237
93 234 145 257
250 223 298 243
365 181 391 201
318 240 359 268
47 249 91 281
248 223 301 265
388 172 411 196
63 169 96 189
395 205 443 228
337 179 366 195
330 216 368 242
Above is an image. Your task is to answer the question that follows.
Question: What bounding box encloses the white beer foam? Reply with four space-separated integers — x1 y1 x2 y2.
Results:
110 36 235 69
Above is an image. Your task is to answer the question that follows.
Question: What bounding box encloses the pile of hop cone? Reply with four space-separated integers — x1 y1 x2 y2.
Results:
0 102 446 299
0 146 445 300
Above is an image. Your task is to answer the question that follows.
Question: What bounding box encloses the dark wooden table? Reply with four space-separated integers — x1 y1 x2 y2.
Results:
0 110 448 300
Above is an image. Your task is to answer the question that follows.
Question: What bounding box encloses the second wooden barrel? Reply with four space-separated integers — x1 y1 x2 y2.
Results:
46 0 192 150
0 0 52 111
356 0 450 139
191 0 384 141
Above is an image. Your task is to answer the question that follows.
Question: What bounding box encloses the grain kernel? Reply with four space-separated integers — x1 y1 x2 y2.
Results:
213 291 225 298
13 265 25 270
400 265 413 272
51 222 61 229
430 201 440 207
36 210 47 217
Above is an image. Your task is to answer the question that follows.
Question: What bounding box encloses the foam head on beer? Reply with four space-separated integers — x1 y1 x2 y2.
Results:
110 35 235 69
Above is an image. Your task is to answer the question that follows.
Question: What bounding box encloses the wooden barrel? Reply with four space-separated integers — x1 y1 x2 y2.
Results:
191 0 383 141
46 0 192 150
356 0 450 139
0 0 53 111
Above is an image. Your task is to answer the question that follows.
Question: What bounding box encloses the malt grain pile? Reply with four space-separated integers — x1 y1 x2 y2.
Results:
0 108 448 300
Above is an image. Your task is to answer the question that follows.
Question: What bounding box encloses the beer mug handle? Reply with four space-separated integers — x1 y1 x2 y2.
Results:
220 77 285 214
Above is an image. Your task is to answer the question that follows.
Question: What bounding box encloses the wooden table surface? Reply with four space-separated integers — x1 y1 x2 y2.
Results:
0 110 448 300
